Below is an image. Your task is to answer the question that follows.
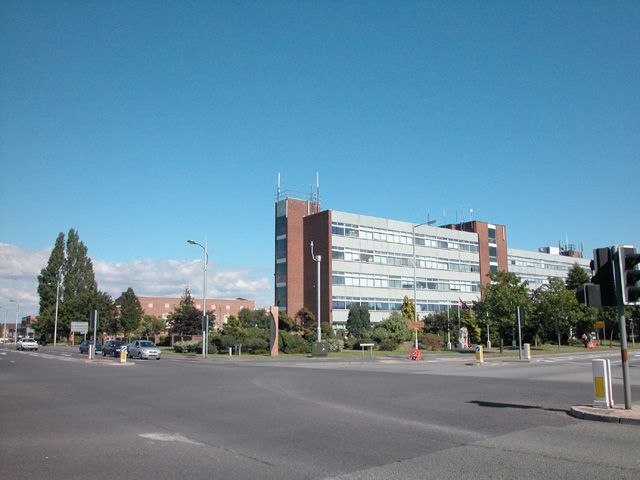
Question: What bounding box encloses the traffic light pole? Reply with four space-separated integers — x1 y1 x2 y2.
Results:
616 301 632 409
613 246 632 409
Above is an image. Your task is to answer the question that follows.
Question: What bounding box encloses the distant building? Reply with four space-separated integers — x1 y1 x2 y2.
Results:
275 196 590 329
508 248 588 291
134 295 255 330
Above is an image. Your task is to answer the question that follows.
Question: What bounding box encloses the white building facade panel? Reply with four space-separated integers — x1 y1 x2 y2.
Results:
507 248 590 290
330 211 481 327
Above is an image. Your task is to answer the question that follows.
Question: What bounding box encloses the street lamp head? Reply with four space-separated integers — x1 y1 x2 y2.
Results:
187 240 196 245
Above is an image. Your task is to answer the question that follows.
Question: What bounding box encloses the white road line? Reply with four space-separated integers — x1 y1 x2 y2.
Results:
139 433 205 446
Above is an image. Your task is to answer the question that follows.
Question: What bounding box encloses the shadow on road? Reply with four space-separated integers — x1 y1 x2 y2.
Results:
469 400 569 414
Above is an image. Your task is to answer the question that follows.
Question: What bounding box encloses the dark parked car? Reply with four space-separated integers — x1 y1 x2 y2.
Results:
102 340 127 357
79 340 103 354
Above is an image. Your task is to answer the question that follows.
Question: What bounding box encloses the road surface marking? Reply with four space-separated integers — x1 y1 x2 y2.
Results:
139 433 204 446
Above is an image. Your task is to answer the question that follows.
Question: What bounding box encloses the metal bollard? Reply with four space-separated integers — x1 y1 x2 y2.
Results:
523 343 531 360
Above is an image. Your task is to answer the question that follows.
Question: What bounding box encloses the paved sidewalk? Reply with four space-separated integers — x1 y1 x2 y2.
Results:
570 404 640 426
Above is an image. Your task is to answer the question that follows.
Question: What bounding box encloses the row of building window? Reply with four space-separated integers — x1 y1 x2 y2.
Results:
332 247 480 273
332 271 480 293
332 296 464 313
517 274 565 288
331 222 479 253
508 256 579 272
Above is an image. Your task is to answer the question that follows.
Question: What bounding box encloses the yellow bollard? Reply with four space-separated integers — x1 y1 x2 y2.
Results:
120 347 127 364
475 345 483 364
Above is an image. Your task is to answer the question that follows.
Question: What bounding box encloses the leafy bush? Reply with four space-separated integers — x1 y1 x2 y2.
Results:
278 311 297 332
173 341 201 353
219 334 243 350
279 331 310 354
324 337 344 352
372 312 412 351
376 337 399 351
242 336 269 354
419 333 443 351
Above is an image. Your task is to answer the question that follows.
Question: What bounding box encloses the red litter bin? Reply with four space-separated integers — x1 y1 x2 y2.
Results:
409 348 421 361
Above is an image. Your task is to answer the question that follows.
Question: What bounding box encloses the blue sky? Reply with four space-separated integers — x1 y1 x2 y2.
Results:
1 1 638 316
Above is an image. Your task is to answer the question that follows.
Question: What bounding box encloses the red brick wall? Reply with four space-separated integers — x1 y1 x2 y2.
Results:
283 198 320 318
442 220 508 288
136 296 255 329
303 210 332 325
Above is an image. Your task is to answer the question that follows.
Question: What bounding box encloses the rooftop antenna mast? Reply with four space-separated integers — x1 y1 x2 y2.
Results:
277 172 281 202
316 172 320 211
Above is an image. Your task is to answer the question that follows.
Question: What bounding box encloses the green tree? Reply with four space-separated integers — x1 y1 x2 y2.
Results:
253 309 270 330
296 307 316 330
63 229 97 299
238 307 254 328
237 308 269 330
118 288 143 336
401 296 415 323
532 277 583 346
476 271 531 347
92 291 115 335
372 311 412 350
35 229 101 340
136 315 167 337
346 304 371 339
566 263 591 291
62 229 98 338
278 311 296 331
169 288 202 337
423 311 451 344
35 233 66 338
223 315 243 337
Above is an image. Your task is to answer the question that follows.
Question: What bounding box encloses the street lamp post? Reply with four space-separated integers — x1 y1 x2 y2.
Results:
310 241 322 342
188 238 208 358
10 299 19 342
413 219 436 324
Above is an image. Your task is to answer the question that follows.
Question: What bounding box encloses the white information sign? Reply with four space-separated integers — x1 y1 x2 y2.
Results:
70 321 89 334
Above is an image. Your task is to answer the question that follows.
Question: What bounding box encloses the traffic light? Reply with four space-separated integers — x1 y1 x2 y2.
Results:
618 247 640 305
591 247 617 307
577 283 602 307
576 247 616 307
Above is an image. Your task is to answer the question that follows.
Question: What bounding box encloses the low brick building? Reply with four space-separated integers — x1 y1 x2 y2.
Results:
136 295 255 330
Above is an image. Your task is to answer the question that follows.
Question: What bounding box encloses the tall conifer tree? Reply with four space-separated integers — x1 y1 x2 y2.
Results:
35 228 101 338
35 232 66 338
118 288 143 336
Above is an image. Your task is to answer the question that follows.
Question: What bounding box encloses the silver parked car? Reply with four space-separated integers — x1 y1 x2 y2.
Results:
16 337 38 351
128 340 161 360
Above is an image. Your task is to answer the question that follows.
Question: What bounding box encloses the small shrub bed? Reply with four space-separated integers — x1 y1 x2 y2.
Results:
173 341 201 354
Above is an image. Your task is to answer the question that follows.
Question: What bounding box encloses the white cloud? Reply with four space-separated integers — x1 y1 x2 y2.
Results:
0 243 274 319
0 243 48 319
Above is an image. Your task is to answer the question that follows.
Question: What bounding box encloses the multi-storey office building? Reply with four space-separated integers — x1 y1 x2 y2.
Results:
507 248 589 291
275 197 590 329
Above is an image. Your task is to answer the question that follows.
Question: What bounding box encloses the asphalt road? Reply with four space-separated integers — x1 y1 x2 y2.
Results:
1 346 639 479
